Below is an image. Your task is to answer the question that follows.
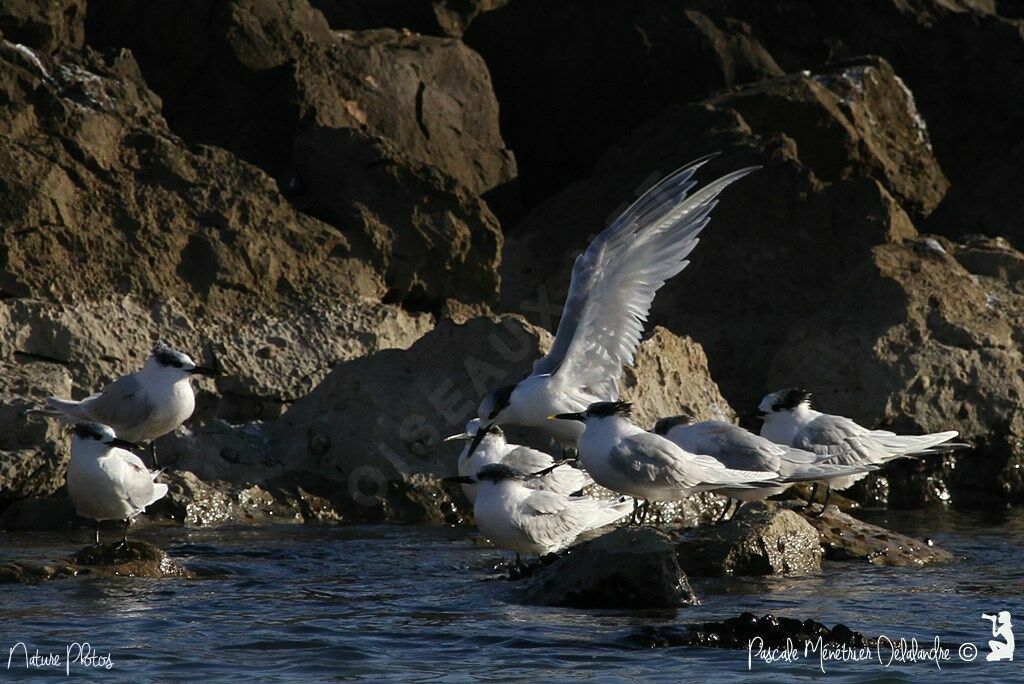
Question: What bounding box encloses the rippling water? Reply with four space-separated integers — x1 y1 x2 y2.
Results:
1 510 1022 681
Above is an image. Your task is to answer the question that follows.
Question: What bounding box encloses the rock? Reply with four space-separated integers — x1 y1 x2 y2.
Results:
501 57 929 409
310 0 507 36
152 471 304 526
0 541 195 584
621 327 737 428
464 0 783 204
674 502 823 576
0 497 83 531
0 360 73 504
268 315 548 519
804 505 955 567
625 612 870 650
767 236 1024 508
290 127 502 309
525 527 698 608
0 0 85 52
86 0 518 208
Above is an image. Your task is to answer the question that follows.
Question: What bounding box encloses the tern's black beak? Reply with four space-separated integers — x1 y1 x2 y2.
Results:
106 437 142 451
465 422 492 459
188 365 220 377
441 475 474 485
550 412 586 422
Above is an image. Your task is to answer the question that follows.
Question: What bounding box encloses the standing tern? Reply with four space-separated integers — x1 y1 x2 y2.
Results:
757 388 964 510
66 422 168 545
467 155 760 458
553 402 779 520
443 463 631 573
445 420 591 504
653 414 876 519
46 342 219 466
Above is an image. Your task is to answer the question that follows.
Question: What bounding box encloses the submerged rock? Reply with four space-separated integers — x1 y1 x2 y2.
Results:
0 541 194 584
804 505 954 567
674 502 823 576
625 612 870 650
525 527 698 608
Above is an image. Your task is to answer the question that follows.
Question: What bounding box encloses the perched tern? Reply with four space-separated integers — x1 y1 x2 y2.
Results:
46 342 218 466
553 402 779 520
467 155 759 458
757 388 964 509
653 414 875 519
445 420 591 504
444 463 631 571
66 422 168 545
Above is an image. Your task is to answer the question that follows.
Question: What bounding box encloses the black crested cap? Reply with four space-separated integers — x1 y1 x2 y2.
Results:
653 414 695 434
72 422 106 440
586 401 633 418
486 384 516 419
152 342 187 368
773 388 812 411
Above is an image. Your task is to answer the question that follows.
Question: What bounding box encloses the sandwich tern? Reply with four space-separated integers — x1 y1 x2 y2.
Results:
553 402 779 521
445 420 591 504
66 422 168 545
466 155 759 459
46 342 218 466
758 388 963 510
653 414 875 519
443 463 631 572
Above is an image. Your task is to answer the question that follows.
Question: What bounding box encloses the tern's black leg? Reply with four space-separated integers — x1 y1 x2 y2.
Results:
638 499 651 525
717 498 734 523
811 487 832 518
802 483 819 511
728 501 744 521
116 518 130 550
149 441 159 468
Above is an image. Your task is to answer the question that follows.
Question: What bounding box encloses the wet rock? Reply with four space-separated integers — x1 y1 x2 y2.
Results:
0 542 194 584
311 0 506 36
0 497 83 531
290 126 502 309
804 505 954 567
86 0 517 207
625 613 870 650
152 471 303 527
0 0 84 52
525 527 698 608
500 58 930 410
674 502 823 576
464 0 782 204
768 236 1024 508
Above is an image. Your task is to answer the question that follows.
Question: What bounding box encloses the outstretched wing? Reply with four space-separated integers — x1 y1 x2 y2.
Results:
532 155 717 377
547 164 759 399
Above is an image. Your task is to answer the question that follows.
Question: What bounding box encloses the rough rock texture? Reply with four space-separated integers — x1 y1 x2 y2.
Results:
768 237 1024 508
464 0 783 205
0 541 194 584
674 503 823 576
501 57 930 409
152 471 302 526
805 506 955 567
311 0 506 36
525 527 698 608
85 0 517 206
0 0 85 53
290 127 503 309
0 496 82 531
626 613 870 650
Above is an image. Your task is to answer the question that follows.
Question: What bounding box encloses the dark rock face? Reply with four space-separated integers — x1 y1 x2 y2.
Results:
525 527 698 608
804 506 955 567
310 0 507 37
501 57 928 408
674 503 823 576
0 0 85 52
768 237 1024 508
290 126 503 309
85 0 516 206
464 0 782 205
625 613 870 650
